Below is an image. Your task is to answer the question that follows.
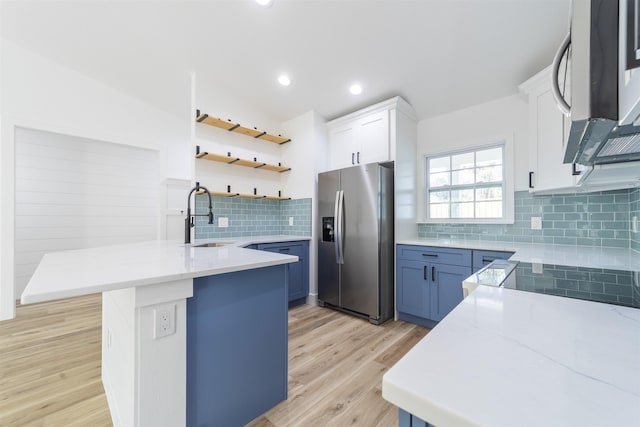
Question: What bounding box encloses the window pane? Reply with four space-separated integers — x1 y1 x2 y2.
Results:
451 169 474 185
425 144 505 221
476 147 502 167
429 190 450 203
476 186 502 201
451 189 473 202
430 204 449 218
451 152 474 170
451 202 474 218
429 172 450 187
476 201 503 218
429 156 450 173
476 165 502 183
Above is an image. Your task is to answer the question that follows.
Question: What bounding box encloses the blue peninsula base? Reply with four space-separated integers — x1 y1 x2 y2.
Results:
399 408 433 427
186 265 288 426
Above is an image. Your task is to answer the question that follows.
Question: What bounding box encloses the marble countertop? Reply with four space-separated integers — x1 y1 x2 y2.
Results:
382 285 640 427
191 235 311 247
397 239 640 271
20 238 303 304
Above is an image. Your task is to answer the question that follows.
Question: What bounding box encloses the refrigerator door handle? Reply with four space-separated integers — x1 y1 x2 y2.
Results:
336 190 345 264
334 190 344 264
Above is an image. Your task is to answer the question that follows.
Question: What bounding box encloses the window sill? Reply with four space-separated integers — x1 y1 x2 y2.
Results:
419 218 514 225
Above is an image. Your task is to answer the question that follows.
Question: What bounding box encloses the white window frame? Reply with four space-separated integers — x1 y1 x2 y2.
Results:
422 140 514 224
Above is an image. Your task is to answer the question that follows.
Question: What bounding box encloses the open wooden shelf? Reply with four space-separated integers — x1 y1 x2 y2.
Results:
196 190 290 200
195 147 290 173
196 111 291 145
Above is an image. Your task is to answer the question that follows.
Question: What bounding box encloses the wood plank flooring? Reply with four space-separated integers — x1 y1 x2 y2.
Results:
247 305 429 427
0 294 111 427
0 296 428 427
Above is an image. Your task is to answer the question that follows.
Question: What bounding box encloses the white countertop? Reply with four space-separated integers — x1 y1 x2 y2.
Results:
192 235 310 247
20 239 303 304
382 285 640 427
397 239 640 271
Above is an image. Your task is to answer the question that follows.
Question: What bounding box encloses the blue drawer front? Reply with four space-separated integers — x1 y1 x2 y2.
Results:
397 245 471 267
472 249 513 271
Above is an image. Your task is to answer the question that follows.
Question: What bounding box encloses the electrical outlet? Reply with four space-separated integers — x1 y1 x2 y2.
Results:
531 217 542 230
153 304 176 339
289 216 294 226
532 263 543 274
218 217 229 228
632 216 638 233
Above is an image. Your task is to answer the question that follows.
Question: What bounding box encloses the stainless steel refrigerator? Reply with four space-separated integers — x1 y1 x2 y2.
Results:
317 162 394 325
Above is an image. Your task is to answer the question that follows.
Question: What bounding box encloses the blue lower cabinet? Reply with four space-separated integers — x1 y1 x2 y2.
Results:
245 243 258 250
257 241 309 305
430 263 471 322
396 245 471 326
186 265 288 427
398 409 433 427
396 259 430 318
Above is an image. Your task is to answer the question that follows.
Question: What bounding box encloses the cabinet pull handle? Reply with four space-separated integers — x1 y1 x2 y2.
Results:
528 171 534 189
432 266 436 282
424 265 427 281
572 163 582 176
482 256 496 263
279 248 290 253
351 152 355 165
422 253 438 258
357 151 360 163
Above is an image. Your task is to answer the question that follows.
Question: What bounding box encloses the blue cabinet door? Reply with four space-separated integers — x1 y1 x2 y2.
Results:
430 264 471 322
396 258 430 318
257 241 309 303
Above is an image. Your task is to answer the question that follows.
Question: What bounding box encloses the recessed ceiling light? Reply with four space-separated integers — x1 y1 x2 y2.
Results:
256 0 273 7
277 75 291 86
349 84 363 95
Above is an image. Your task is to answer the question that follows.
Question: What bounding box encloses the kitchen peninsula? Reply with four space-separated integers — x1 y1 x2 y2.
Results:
20 238 302 427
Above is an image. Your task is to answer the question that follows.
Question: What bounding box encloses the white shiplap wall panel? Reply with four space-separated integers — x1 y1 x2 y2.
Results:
14 127 160 296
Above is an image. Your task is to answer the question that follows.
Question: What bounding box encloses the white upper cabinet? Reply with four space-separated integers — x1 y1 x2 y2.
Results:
356 110 389 165
327 101 394 171
328 122 358 170
519 65 581 194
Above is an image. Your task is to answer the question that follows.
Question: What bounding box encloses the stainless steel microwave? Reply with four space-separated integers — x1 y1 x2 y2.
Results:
553 0 640 166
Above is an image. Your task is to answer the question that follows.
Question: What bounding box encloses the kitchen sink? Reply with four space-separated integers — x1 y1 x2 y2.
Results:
192 242 233 248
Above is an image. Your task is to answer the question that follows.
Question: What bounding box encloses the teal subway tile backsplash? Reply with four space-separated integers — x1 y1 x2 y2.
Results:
194 196 312 239
418 190 634 249
280 198 313 236
631 188 640 252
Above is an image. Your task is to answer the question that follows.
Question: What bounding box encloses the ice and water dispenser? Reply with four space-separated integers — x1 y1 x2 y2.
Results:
322 217 334 242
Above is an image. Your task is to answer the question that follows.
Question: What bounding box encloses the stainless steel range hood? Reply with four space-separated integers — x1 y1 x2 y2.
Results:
557 0 640 166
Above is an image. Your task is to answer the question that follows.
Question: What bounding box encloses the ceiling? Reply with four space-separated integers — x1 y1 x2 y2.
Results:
1 0 570 123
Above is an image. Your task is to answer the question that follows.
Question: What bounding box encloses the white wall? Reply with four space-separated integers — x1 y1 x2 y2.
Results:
192 74 287 198
282 110 328 300
416 94 529 222
14 128 161 297
0 40 190 319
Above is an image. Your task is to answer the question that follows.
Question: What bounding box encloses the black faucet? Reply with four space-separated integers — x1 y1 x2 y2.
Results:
185 182 214 244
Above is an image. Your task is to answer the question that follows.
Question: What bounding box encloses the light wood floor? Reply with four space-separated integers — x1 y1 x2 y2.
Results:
0 294 111 427
0 295 428 427
247 305 429 427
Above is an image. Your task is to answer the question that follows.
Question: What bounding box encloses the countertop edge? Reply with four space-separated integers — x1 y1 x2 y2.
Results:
396 239 640 271
20 242 300 305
